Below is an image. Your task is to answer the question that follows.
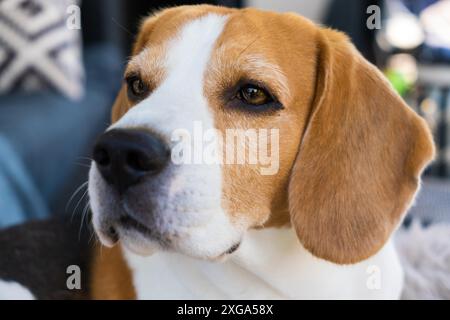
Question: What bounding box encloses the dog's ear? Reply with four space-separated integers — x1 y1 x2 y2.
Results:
288 28 435 264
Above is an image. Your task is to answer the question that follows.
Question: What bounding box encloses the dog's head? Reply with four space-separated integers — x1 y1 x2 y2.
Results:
88 5 434 264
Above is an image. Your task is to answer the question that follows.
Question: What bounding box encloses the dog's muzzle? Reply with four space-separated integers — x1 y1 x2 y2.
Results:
90 126 242 259
92 128 170 243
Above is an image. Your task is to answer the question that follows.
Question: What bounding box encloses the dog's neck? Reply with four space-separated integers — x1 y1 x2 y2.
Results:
122 227 404 299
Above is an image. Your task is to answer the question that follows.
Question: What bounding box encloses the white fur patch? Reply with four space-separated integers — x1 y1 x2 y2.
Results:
0 280 35 300
124 227 404 299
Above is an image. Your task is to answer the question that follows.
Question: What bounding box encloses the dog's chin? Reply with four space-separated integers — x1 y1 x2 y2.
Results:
116 231 161 257
94 219 242 262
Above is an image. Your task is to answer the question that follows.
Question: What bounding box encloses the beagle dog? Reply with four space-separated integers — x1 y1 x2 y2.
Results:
88 5 435 299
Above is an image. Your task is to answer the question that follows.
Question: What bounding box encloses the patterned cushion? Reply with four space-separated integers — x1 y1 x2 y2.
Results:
0 0 84 99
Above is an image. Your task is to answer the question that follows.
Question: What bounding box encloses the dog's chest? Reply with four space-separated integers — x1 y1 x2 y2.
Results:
123 228 404 299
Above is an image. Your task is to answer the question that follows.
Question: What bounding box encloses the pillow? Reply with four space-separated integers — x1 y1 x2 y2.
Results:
0 0 84 99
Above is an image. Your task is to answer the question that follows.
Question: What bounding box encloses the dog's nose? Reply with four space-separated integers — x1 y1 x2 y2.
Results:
93 129 169 194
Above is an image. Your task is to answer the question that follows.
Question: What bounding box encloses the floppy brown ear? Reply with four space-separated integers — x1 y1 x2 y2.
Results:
289 28 435 264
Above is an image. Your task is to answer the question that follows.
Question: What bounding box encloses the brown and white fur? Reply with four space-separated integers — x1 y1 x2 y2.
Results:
88 5 435 299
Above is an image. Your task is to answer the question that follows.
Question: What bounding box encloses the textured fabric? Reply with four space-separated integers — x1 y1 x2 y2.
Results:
397 221 450 299
0 0 84 99
398 178 450 299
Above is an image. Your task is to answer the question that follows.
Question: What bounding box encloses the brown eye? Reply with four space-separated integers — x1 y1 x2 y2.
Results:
127 76 147 99
237 85 272 106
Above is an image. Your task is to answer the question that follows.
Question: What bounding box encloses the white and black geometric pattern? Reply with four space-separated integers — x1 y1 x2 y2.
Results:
0 0 84 99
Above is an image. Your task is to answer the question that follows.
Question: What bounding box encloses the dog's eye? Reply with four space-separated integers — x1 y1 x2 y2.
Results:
237 85 273 106
126 76 148 99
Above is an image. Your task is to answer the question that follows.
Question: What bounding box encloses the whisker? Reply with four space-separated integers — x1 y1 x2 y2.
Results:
66 181 88 214
111 17 134 37
75 162 92 168
88 213 97 244
77 156 94 162
79 201 91 241
71 188 89 223
88 229 96 244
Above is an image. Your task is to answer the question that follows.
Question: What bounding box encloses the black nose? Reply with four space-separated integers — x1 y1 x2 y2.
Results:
93 129 169 194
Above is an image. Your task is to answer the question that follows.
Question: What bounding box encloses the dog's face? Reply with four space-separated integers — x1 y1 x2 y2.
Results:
88 5 434 264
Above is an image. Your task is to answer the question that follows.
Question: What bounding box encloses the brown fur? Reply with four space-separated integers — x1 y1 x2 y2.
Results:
95 5 435 297
205 9 319 229
90 245 135 299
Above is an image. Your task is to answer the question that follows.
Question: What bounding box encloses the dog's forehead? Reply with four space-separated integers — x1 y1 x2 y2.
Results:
131 7 300 65
137 7 267 47
128 11 230 86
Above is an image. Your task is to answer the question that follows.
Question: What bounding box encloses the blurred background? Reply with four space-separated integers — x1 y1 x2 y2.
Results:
0 0 449 229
